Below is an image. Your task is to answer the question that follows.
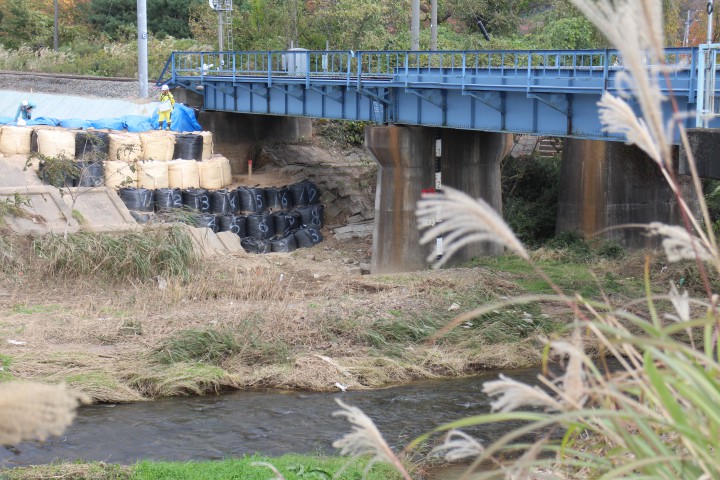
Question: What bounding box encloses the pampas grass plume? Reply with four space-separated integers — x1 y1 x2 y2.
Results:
0 382 88 446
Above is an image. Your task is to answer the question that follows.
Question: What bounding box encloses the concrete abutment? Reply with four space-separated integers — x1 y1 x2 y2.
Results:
173 88 312 174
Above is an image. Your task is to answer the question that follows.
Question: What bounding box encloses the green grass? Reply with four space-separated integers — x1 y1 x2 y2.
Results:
1 455 402 480
132 455 401 480
0 354 13 382
11 303 63 314
153 329 241 365
473 255 644 299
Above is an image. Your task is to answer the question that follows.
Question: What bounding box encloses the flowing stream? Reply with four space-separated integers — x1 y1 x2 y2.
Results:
1 365 553 468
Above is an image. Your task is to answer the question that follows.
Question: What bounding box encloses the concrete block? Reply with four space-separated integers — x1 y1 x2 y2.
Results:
347 214 364 224
62 187 137 232
360 208 375 220
216 231 246 254
0 157 42 188
184 226 226 256
0 186 79 235
324 203 341 218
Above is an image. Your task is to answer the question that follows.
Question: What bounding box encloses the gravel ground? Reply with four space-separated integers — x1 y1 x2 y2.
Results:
0 72 151 102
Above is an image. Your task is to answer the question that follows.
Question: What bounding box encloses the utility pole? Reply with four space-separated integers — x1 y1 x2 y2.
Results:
53 0 58 51
411 0 420 50
430 0 437 51
137 0 148 98
708 0 715 43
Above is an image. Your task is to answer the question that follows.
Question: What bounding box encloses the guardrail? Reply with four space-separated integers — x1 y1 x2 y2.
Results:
157 47 699 89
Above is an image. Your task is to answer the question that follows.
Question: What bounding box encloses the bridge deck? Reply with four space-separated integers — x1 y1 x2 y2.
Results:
157 48 720 142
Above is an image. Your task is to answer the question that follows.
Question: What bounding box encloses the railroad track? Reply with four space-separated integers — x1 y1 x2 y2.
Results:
0 70 137 82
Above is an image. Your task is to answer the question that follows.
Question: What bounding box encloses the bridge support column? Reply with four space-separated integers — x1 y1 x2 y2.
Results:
365 125 435 274
557 138 697 248
441 130 512 263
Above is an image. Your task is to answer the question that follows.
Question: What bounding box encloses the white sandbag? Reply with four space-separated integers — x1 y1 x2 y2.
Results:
36 128 76 158
136 160 169 189
104 160 136 188
0 125 32 155
140 131 175 161
196 131 214 160
209 154 232 187
167 160 200 189
108 133 141 163
198 158 224 190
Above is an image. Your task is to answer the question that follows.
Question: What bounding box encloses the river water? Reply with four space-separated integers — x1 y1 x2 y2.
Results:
1 366 550 468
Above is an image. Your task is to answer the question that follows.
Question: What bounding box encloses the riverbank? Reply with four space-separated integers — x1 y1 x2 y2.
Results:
0 220 683 404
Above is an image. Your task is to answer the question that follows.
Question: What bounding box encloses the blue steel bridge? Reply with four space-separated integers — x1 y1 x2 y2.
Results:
157 46 720 144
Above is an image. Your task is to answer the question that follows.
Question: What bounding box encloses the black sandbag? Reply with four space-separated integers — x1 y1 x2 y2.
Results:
118 187 155 212
218 214 247 237
294 226 323 248
249 187 266 212
296 204 324 228
273 211 302 237
288 182 308 207
277 186 292 210
264 187 292 211
227 189 239 213
172 133 204 161
75 131 110 161
246 213 275 240
241 237 271 254
236 187 259 213
30 130 39 153
74 161 105 187
270 234 298 253
193 213 218 232
210 189 233 215
38 161 77 187
155 188 183 210
304 180 321 205
182 187 210 212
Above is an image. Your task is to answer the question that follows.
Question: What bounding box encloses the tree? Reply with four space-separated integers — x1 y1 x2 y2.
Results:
80 0 202 40
0 0 54 49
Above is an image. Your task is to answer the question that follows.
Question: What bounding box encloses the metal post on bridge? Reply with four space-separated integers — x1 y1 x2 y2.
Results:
698 2 717 127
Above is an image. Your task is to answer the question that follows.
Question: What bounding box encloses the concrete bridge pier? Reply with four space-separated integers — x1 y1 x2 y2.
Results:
441 130 512 263
365 126 510 273
365 125 435 274
557 138 697 248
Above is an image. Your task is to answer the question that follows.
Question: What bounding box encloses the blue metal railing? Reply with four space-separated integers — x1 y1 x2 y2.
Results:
157 47 698 91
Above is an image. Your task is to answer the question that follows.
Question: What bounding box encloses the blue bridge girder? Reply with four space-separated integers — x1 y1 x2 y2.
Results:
156 47 719 144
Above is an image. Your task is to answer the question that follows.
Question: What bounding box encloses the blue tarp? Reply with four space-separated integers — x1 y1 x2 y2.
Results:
27 117 60 127
0 105 202 132
150 104 202 132
120 115 155 132
59 118 93 129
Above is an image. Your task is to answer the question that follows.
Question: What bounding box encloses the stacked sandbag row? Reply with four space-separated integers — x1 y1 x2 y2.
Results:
0 126 221 188
116 180 324 253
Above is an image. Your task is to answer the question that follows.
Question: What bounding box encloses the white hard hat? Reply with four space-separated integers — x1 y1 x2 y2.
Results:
161 85 169 91
21 100 28 106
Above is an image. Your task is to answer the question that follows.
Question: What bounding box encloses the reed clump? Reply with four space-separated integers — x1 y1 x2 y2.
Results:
32 224 196 282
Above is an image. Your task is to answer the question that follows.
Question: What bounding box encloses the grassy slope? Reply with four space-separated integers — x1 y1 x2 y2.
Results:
0 225 688 404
